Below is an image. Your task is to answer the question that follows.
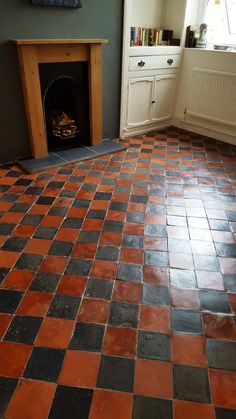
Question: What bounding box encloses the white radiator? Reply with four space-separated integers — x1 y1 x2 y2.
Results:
186 68 236 128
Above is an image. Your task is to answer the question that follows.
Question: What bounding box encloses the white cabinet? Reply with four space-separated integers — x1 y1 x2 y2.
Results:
120 0 188 137
127 74 177 129
152 75 177 122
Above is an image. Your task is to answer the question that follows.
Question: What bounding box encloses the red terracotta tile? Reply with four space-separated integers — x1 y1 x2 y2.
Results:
103 326 137 357
113 281 141 304
0 251 19 268
0 202 12 211
72 243 97 259
90 200 109 210
100 231 122 246
55 228 79 242
91 260 117 280
171 334 207 367
143 266 169 285
134 359 173 398
210 369 236 409
57 275 86 296
83 219 103 231
128 202 146 213
12 225 36 238
203 313 236 340
196 271 225 291
0 342 32 378
139 305 170 333
59 350 101 387
2 270 34 291
28 204 50 215
40 215 63 228
78 298 110 323
170 288 200 309
0 213 23 224
230 293 236 312
144 236 167 251
173 400 215 419
35 318 74 349
5 379 56 419
89 389 132 419
169 252 194 270
219 257 236 275
124 223 144 236
120 248 144 264
39 255 68 274
211 231 235 244
24 238 52 255
0 313 13 339
67 207 87 218
106 211 126 222
16 291 53 316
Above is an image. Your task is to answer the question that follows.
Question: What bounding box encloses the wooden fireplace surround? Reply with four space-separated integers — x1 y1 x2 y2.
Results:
13 39 108 158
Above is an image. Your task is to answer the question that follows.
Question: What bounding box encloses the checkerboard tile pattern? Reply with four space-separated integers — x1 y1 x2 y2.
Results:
0 128 236 418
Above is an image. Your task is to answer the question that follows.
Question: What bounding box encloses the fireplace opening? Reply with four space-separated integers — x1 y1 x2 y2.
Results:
39 62 90 151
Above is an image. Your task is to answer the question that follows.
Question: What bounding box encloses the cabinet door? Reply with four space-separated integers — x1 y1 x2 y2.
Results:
127 77 153 128
151 75 177 122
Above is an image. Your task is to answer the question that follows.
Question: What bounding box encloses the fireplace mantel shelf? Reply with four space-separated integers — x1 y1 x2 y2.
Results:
13 39 108 45
14 38 107 158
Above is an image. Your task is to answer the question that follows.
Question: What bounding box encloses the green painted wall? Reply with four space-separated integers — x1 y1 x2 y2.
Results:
0 0 123 162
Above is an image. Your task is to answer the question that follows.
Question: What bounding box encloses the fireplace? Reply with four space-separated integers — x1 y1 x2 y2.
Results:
39 62 89 151
13 39 107 158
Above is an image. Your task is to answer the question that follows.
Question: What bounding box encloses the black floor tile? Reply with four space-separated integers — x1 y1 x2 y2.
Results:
142 284 169 306
62 218 83 229
206 339 236 371
96 246 119 261
4 315 43 344
0 223 16 236
97 355 135 392
1 237 28 252
15 253 43 271
77 231 100 243
170 269 197 289
223 275 236 292
173 364 211 403
37 196 55 205
216 408 236 419
144 251 168 267
69 322 104 351
48 385 93 419
193 255 219 272
138 330 170 361
65 258 92 276
73 199 91 208
172 308 202 334
109 301 139 328
47 295 81 320
94 192 112 201
30 272 61 292
0 268 10 285
133 396 173 419
127 212 145 224
0 290 23 313
87 210 106 220
23 347 65 382
209 220 230 231
104 221 123 233
0 377 18 417
109 202 128 211
199 290 231 313
48 241 73 257
34 227 57 240
145 225 167 237
85 278 113 300
48 207 68 217
9 203 31 213
117 263 143 283
122 235 144 249
215 243 236 258
21 214 43 226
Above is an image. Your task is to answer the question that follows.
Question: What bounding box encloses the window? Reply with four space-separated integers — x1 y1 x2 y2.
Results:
203 0 236 45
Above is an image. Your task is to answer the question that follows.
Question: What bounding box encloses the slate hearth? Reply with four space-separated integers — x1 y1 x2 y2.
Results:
17 140 125 173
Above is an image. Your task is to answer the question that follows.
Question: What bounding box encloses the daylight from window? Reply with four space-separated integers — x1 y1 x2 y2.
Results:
205 0 236 45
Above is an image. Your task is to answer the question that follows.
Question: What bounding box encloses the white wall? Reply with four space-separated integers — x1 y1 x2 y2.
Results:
130 0 164 28
174 48 236 144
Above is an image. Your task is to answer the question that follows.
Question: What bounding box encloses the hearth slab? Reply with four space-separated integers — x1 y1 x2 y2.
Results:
17 141 126 173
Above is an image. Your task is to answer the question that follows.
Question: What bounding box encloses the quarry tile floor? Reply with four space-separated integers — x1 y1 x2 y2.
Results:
0 128 236 418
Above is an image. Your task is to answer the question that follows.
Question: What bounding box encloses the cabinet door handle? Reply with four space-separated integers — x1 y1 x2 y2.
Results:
138 60 145 67
167 58 174 65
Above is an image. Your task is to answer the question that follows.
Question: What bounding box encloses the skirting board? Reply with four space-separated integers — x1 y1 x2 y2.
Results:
173 116 236 146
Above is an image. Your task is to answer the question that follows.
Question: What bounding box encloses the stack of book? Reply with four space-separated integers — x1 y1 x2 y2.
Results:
130 27 164 46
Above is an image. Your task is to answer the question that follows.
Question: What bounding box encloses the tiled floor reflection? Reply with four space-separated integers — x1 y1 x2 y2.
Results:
0 128 236 418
